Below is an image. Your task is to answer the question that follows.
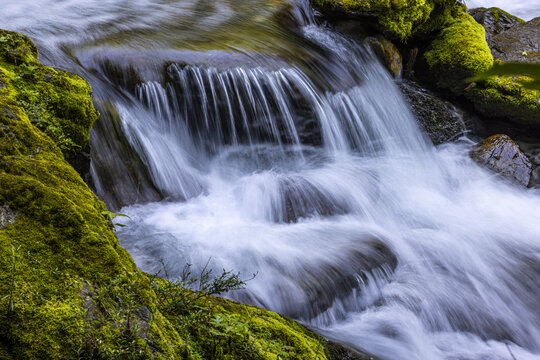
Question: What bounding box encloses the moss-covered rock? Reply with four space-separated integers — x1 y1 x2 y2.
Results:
0 29 99 158
464 16 540 125
465 73 540 125
0 30 371 360
311 0 462 40
423 10 493 93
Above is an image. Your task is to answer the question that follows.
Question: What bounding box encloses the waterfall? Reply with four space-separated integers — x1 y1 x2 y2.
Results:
4 0 540 359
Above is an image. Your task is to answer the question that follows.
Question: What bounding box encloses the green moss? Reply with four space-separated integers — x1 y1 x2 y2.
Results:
0 29 99 155
0 29 352 360
466 75 540 124
311 0 460 40
487 7 525 24
424 10 493 92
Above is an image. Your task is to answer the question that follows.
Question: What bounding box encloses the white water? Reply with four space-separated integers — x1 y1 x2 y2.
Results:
114 17 540 360
2 0 540 359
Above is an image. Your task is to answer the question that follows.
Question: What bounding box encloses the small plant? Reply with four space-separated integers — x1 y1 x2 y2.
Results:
101 211 131 228
150 258 256 315
2 244 21 313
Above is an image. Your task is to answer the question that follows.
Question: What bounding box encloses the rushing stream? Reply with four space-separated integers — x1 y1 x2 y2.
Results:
3 0 540 359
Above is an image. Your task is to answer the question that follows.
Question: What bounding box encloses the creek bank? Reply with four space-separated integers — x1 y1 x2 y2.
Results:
0 29 376 360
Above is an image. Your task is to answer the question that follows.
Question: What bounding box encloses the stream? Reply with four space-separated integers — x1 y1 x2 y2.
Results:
2 0 540 359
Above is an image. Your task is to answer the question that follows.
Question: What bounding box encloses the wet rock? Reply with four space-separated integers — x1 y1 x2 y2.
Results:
469 7 524 48
0 205 17 229
471 134 532 186
325 340 378 360
490 17 540 64
278 175 351 223
365 36 402 77
399 80 469 145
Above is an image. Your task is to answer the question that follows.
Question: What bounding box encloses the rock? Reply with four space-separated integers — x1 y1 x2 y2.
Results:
490 17 540 64
463 15 540 126
469 7 524 48
471 134 532 186
365 36 402 77
0 205 17 229
423 10 493 93
399 80 469 144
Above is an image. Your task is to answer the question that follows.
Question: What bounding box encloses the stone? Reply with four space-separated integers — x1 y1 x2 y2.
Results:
365 36 402 77
469 7 524 48
0 205 17 229
490 17 540 64
470 134 532 186
399 80 470 145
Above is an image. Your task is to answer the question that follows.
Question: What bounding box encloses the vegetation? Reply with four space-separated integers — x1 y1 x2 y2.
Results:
0 29 356 359
311 0 465 40
465 62 540 124
424 9 493 92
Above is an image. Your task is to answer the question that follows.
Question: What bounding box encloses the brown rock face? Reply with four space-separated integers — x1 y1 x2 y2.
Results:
471 134 532 186
490 17 540 63
365 36 403 77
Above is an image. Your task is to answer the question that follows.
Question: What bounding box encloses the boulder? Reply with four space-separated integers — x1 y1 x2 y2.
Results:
470 134 532 186
469 7 524 48
490 17 540 64
399 80 470 144
365 36 402 77
464 15 540 126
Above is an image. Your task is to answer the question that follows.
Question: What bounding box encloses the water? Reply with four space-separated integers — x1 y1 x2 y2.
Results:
2 1 540 359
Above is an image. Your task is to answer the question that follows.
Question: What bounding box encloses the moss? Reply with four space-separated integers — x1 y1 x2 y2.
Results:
0 29 99 155
311 0 460 40
0 29 354 360
423 10 493 92
465 75 540 125
487 7 525 24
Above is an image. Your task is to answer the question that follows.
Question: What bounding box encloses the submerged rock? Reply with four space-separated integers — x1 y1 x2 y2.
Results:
471 134 532 186
399 80 469 144
469 7 524 48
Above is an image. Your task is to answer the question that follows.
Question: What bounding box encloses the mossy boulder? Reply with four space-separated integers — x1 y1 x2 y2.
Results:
311 0 463 40
0 29 99 170
0 30 372 360
423 10 493 93
464 16 540 125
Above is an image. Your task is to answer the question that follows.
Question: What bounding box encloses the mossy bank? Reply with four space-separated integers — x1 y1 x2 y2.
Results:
0 29 370 360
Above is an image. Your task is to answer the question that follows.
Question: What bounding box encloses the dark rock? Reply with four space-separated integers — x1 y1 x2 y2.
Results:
490 17 540 63
365 36 402 77
326 339 378 360
399 80 470 145
469 7 524 48
471 134 532 186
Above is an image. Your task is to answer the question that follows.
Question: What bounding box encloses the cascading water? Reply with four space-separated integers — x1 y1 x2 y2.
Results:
3 0 540 359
